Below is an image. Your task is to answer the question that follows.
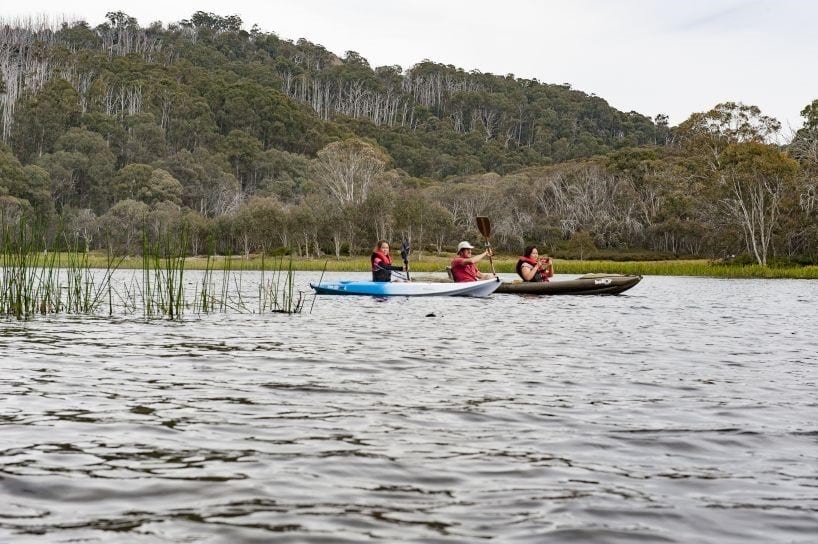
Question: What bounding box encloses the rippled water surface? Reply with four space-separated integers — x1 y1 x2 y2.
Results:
2 272 817 543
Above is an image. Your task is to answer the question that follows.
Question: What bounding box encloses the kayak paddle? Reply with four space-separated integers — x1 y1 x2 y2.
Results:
476 216 497 276
400 240 411 281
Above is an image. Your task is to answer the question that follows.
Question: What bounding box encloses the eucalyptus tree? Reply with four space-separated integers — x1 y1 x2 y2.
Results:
158 149 241 216
310 138 390 206
230 195 286 258
253 147 310 203
110 164 183 206
0 144 52 216
161 90 217 153
220 129 262 190
423 201 456 254
52 127 116 210
433 173 503 232
61 207 99 252
790 99 818 170
35 151 84 212
719 142 800 265
123 113 168 164
21 165 55 217
146 201 185 246
288 195 322 257
392 188 449 257
181 209 213 256
357 186 395 243
676 102 781 173
785 101 818 260
10 79 81 162
99 199 148 254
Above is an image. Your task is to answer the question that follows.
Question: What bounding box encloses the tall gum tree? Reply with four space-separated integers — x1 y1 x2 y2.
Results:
719 142 800 266
310 138 389 206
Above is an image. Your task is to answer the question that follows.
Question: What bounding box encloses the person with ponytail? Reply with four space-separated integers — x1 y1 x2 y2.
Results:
515 245 554 282
370 240 405 282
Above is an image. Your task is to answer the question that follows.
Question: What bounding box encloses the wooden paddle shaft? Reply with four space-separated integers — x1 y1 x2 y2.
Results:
476 216 496 275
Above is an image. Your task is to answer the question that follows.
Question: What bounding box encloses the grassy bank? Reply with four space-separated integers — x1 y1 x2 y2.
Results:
70 252 818 279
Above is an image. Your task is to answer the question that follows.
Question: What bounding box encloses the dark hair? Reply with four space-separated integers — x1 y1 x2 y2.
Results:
523 245 537 258
374 240 389 251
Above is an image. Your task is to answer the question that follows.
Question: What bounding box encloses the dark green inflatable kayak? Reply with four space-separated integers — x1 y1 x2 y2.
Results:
496 274 641 295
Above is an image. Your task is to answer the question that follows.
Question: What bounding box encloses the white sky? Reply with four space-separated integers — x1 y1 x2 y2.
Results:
2 0 817 133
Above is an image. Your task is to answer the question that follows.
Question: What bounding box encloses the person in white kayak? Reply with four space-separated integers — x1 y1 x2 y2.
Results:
450 241 495 282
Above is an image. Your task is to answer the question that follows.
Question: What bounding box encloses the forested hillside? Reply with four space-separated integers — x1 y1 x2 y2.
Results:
1 11 817 265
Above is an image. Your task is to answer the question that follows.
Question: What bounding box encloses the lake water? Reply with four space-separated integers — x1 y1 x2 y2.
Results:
1 272 817 543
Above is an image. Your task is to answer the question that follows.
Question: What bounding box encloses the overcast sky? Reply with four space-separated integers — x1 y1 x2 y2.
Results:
2 0 816 133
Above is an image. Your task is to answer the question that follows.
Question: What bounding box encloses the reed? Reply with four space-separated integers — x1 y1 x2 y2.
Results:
1 221 40 319
64 240 119 315
139 230 187 319
0 218 309 320
0 218 121 319
259 254 304 314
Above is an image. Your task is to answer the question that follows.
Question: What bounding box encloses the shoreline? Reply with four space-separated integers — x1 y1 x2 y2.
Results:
59 253 818 280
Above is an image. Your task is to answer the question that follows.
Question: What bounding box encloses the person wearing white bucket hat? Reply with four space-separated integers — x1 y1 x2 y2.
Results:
450 240 494 282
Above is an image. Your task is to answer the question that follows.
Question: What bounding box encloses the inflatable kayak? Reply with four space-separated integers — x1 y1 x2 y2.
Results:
311 278 501 297
496 274 641 295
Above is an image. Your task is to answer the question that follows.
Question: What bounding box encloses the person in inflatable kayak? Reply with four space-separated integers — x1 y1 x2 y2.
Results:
516 245 554 282
371 240 406 282
451 241 495 282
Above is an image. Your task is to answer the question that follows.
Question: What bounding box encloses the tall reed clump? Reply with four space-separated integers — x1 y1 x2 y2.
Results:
140 230 187 319
0 220 48 319
0 219 119 319
1 218 306 320
64 236 120 315
190 247 242 314
259 254 304 314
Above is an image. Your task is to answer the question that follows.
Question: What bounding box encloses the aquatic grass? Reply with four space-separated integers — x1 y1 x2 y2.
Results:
140 230 188 319
0 221 43 319
0 219 121 319
258 255 304 314
0 219 307 319
64 241 120 315
192 253 217 314
308 261 329 314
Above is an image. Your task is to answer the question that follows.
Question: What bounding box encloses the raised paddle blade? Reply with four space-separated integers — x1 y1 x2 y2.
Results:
476 216 491 238
400 239 411 281
475 216 497 276
400 240 410 264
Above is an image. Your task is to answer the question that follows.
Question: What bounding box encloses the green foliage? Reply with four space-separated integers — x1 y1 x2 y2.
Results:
1 15 817 265
10 79 81 162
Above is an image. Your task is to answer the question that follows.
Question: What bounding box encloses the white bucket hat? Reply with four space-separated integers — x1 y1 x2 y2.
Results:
457 241 475 251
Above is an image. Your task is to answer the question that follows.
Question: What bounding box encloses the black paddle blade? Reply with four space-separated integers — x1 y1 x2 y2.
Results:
476 216 491 238
400 240 410 263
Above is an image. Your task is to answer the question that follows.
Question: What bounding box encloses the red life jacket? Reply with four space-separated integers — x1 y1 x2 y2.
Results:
516 256 547 282
370 250 392 271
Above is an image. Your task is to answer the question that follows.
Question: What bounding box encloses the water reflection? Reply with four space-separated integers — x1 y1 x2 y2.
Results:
1 273 817 542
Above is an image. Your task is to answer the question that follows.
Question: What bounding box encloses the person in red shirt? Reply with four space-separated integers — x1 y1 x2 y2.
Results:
450 241 495 282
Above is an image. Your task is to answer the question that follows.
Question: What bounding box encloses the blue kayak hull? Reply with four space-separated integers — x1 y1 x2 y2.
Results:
310 278 500 297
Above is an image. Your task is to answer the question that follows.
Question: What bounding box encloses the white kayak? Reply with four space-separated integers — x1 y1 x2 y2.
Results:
310 278 500 297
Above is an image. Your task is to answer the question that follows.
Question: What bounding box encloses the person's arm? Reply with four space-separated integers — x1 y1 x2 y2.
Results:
461 249 492 265
373 258 404 272
520 262 537 281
